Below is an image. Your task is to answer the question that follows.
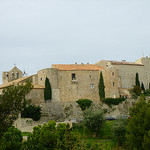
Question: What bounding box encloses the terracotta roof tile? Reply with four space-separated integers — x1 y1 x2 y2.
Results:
0 75 44 89
52 64 103 71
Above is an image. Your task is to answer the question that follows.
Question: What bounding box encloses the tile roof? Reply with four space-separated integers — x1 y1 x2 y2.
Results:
97 60 144 66
109 61 144 66
0 75 44 89
52 64 103 71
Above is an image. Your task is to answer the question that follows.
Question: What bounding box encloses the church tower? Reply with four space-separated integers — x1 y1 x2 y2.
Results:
2 66 23 84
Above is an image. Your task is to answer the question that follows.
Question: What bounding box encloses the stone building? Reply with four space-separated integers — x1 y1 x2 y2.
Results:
1 56 150 104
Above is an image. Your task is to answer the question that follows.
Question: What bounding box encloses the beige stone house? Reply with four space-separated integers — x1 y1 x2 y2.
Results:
1 56 150 104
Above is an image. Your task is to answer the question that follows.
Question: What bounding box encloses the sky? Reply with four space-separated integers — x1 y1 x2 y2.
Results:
0 0 150 84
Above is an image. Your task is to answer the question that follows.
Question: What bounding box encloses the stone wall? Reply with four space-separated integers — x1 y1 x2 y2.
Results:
57 70 100 102
101 68 120 98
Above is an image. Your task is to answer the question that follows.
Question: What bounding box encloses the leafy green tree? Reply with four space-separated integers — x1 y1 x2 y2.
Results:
44 77 52 101
126 95 150 150
76 99 93 111
83 108 105 137
0 81 32 138
112 119 127 146
21 105 41 121
25 120 79 150
141 82 145 91
135 73 140 87
143 130 150 150
0 127 22 150
99 71 105 100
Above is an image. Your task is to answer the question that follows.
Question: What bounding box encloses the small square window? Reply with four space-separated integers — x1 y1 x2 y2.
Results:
72 73 76 80
112 72 114 76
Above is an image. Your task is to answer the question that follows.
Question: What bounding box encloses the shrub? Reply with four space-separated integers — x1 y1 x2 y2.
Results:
21 105 41 121
0 127 22 150
76 99 93 111
144 89 150 96
102 97 126 106
133 85 141 96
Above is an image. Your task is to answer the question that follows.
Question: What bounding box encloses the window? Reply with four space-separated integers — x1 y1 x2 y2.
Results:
12 71 14 79
90 84 94 89
6 73 9 78
72 73 76 80
112 72 114 76
16 72 19 79
113 82 115 87
41 78 42 81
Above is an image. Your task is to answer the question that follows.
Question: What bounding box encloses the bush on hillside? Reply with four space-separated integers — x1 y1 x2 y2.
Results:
102 97 126 106
76 99 93 111
144 89 150 96
21 105 41 121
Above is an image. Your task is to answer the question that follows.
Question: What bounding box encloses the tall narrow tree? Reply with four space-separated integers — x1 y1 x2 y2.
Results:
99 72 105 100
135 73 140 87
44 77 52 101
141 82 145 91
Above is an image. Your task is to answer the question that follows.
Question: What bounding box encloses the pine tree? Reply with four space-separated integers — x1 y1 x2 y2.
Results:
141 82 145 91
135 73 140 87
99 72 105 100
44 77 52 101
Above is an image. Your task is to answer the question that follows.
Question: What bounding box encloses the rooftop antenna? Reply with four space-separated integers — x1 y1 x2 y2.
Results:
14 61 16 67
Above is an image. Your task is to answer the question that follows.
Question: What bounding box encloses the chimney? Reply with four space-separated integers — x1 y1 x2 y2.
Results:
87 62 89 65
75 62 77 65
81 63 83 65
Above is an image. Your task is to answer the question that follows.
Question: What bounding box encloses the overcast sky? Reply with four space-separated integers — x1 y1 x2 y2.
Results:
0 0 150 84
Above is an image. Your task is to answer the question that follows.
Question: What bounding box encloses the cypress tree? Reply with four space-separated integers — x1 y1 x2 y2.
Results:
135 73 140 87
99 71 105 100
141 82 145 91
149 83 150 90
44 77 52 101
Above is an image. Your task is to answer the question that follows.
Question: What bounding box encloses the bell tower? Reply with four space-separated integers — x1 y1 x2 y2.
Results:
2 66 23 84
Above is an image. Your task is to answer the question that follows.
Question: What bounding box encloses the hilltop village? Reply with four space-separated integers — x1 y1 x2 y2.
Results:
0 56 150 105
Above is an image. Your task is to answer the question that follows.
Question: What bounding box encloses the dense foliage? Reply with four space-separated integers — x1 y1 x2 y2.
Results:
99 72 105 100
144 89 150 96
0 81 32 138
83 108 105 137
0 127 23 150
126 95 150 150
76 99 93 111
112 119 127 146
44 77 52 101
25 120 79 150
102 97 126 106
21 105 41 121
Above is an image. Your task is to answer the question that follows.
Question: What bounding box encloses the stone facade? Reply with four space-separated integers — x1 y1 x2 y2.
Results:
1 57 150 103
2 66 22 84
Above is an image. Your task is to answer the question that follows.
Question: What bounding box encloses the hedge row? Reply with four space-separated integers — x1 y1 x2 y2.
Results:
102 97 126 105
